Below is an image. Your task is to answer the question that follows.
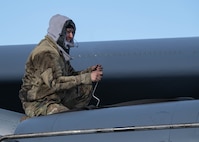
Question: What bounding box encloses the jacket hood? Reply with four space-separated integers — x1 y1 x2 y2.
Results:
47 14 76 49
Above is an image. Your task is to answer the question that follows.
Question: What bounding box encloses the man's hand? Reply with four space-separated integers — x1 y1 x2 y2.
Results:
91 65 103 82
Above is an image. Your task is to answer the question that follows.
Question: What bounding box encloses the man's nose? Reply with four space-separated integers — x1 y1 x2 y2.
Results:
66 32 73 41
68 32 73 38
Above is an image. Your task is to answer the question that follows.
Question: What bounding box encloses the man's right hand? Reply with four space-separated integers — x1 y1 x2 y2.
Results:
91 70 103 82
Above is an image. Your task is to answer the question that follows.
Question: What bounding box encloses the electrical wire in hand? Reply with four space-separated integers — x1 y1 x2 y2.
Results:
92 82 100 107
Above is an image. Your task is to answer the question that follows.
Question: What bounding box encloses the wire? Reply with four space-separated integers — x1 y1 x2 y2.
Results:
92 82 100 107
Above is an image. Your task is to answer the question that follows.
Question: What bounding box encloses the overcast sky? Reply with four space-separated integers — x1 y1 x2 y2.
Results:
0 0 199 45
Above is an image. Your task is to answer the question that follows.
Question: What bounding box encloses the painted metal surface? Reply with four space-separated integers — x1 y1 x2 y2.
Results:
0 109 23 136
10 100 199 142
0 37 199 112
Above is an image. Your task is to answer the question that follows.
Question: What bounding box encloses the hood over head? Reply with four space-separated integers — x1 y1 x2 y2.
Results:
47 14 76 51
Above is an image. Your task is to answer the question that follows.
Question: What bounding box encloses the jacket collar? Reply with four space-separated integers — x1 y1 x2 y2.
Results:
45 35 72 61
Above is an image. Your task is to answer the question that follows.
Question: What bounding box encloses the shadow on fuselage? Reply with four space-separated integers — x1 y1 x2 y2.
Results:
1 75 198 113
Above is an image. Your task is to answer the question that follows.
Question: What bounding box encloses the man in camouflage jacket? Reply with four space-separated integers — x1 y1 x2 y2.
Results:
19 14 103 118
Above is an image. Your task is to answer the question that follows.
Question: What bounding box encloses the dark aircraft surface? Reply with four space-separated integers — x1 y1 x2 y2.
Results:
0 37 199 141
0 36 199 112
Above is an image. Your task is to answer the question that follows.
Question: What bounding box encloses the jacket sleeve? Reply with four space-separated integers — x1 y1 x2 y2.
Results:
67 61 93 75
33 51 92 91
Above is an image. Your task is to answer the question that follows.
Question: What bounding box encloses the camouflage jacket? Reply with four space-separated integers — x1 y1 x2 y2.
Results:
19 36 92 104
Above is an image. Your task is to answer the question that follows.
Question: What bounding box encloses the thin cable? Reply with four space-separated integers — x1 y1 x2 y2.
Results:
73 38 79 48
92 82 100 107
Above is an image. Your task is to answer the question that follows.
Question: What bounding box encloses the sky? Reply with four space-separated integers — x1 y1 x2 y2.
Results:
0 0 199 45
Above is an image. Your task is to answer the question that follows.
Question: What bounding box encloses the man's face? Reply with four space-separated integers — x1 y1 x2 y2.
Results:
66 28 74 42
